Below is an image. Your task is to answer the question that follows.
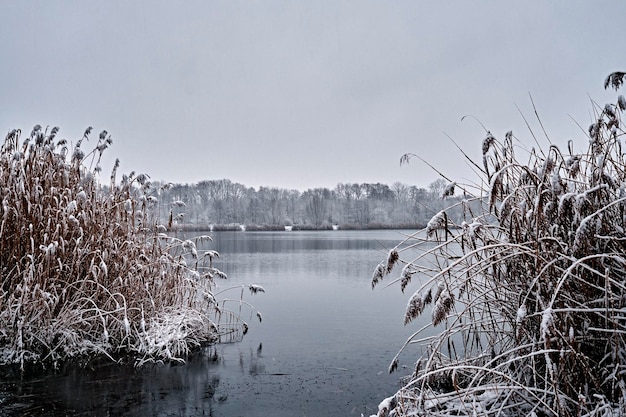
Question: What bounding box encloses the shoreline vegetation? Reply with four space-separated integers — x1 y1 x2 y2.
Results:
0 127 263 370
371 73 626 417
173 222 426 232
152 177 463 232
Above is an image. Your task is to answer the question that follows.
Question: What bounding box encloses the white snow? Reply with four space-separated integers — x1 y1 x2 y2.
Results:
541 307 553 340
516 304 527 325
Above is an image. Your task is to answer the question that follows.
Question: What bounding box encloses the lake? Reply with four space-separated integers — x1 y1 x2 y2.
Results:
0 230 426 416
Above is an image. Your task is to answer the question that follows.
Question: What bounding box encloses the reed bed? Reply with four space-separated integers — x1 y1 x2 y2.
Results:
372 73 626 417
0 126 261 369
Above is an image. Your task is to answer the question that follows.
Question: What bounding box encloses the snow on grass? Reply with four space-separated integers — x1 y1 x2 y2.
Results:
371 74 626 416
0 126 263 369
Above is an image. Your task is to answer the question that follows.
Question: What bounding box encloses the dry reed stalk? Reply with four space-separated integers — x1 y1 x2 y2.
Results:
372 75 626 417
0 126 262 369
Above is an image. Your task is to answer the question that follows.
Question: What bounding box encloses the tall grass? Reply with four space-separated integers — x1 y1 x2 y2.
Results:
0 126 261 369
372 73 626 417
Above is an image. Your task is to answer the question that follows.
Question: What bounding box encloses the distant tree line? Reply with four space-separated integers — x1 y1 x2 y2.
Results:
152 178 465 230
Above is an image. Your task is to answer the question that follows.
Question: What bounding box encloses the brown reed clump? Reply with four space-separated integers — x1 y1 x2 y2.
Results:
372 73 626 416
0 126 261 369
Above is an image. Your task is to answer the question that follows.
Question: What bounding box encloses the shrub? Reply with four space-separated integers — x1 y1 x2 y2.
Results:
372 74 626 416
0 126 260 369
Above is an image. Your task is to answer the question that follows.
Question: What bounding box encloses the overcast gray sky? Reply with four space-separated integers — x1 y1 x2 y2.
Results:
1 1 625 190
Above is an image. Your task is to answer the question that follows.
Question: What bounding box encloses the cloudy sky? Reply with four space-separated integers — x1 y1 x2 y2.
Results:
1 1 625 191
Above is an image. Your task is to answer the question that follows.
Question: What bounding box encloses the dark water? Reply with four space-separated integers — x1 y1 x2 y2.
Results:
0 230 424 416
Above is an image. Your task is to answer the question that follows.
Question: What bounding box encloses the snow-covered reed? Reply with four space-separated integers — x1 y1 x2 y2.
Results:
0 126 262 369
372 73 626 416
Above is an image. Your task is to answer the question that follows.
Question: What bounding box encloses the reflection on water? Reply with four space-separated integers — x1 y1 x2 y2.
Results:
0 348 224 416
0 230 426 416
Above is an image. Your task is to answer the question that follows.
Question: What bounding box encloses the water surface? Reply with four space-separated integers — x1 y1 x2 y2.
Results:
1 230 426 416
